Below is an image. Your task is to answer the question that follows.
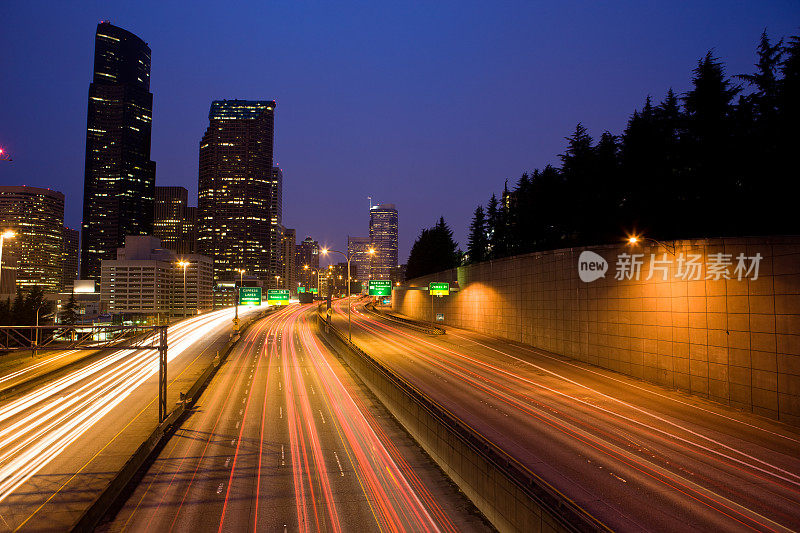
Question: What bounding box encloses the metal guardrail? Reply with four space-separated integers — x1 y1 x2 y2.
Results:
363 303 446 335
317 307 605 532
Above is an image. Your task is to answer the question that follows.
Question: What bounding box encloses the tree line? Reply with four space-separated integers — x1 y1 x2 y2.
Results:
461 30 800 265
0 286 55 326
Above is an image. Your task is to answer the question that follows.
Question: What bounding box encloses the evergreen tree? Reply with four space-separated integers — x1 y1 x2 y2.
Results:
0 298 10 325
62 293 79 325
485 194 499 258
683 51 741 235
467 206 488 263
11 290 25 326
405 217 460 280
560 123 595 245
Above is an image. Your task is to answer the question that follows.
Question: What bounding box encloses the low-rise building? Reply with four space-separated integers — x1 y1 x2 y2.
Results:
100 236 212 322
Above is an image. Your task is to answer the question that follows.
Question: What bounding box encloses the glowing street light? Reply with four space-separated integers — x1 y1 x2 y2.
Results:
320 246 375 341
626 234 675 255
0 148 11 162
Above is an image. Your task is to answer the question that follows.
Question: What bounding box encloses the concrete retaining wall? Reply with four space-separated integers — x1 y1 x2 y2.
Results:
393 237 800 425
318 313 601 532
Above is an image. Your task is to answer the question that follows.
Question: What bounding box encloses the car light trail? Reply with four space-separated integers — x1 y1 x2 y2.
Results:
338 300 800 532
0 306 265 508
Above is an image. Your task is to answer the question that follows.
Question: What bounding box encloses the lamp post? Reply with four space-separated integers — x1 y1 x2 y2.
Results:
320 247 374 341
0 230 15 289
177 261 189 319
627 235 676 255
234 268 245 329
275 275 281 289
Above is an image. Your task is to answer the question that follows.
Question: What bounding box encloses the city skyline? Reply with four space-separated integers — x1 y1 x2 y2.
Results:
3 2 797 263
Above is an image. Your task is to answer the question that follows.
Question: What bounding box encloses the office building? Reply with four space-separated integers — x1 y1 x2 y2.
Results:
281 227 296 294
295 236 319 289
153 186 197 254
198 99 278 285
369 203 398 280
80 22 156 281
0 186 65 294
61 226 80 290
347 236 371 293
100 236 212 320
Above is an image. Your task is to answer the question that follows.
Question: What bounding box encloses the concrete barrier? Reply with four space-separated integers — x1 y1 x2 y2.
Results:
364 302 446 335
394 237 800 425
318 310 605 533
71 307 274 532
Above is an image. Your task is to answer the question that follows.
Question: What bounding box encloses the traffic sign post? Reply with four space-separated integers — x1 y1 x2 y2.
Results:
239 287 262 306
298 286 306 293
429 282 450 296
368 280 392 296
267 289 290 306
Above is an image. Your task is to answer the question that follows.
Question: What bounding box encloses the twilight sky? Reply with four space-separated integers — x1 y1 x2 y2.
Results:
1 1 798 265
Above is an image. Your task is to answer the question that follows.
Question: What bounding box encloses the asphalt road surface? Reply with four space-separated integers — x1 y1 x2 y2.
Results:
333 299 800 532
0 305 266 532
102 304 487 533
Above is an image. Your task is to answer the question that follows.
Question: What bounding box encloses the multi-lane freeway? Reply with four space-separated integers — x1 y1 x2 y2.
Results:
0 305 266 531
333 299 800 532
102 304 486 532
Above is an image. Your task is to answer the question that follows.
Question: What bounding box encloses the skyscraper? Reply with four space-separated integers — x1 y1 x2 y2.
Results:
80 22 156 281
153 186 196 254
295 236 319 289
347 236 371 291
281 227 296 293
0 186 65 294
198 100 278 283
61 227 80 290
369 203 398 280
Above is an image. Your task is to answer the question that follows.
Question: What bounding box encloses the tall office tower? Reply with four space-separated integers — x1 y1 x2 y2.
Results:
0 186 65 294
281 227 296 293
183 206 197 253
61 227 80 290
347 236 371 291
198 100 277 283
269 167 283 279
153 186 196 254
369 203 398 280
295 236 319 288
80 22 156 282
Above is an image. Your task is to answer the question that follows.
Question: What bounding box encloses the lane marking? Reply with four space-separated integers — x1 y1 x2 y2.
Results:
333 451 344 477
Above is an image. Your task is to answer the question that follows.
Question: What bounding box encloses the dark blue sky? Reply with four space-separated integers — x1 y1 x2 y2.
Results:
1 1 798 264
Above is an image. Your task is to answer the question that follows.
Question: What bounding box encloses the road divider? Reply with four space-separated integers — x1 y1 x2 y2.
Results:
317 306 605 533
364 302 446 335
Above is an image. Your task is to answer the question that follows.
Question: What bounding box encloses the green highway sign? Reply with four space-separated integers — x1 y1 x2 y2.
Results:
310 287 319 294
298 286 306 293
368 280 392 296
267 289 290 305
239 287 262 305
429 282 450 296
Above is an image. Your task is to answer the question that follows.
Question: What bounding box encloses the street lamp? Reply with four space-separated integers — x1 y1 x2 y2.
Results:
0 148 11 162
627 234 676 255
320 247 375 341
275 275 281 289
0 231 15 288
177 260 189 319
234 268 245 328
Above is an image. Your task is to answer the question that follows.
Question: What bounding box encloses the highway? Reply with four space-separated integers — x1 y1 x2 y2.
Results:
0 305 266 532
333 299 800 532
102 304 486 532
